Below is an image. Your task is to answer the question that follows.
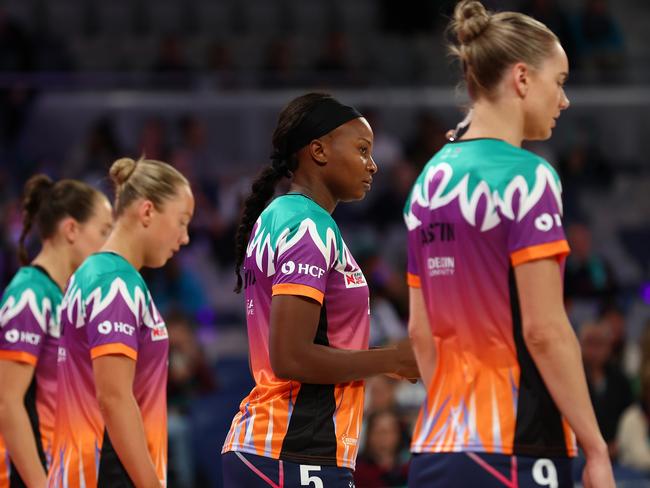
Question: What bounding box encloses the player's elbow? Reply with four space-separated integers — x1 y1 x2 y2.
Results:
96 385 129 420
408 319 429 344
269 348 302 381
522 318 570 354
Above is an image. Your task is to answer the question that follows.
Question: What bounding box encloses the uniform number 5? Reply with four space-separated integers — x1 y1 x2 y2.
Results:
300 465 323 488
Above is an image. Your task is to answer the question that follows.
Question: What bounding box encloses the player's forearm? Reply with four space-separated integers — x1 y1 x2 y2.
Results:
97 392 161 488
0 398 46 488
272 344 399 384
524 319 607 457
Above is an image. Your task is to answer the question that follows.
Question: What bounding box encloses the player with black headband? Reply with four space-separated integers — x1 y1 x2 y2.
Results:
222 93 418 487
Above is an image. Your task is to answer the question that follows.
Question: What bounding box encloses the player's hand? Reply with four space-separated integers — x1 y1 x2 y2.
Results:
392 338 420 381
385 372 418 383
582 451 615 488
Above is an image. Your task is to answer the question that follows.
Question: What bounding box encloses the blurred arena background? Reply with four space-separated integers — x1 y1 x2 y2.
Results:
0 0 648 486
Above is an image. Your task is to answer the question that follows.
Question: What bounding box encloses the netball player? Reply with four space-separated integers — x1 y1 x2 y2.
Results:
47 158 194 488
221 93 418 487
404 1 614 486
0 175 112 488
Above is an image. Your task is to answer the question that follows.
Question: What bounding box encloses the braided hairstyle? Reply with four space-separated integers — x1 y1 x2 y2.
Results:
233 92 331 293
19 174 101 265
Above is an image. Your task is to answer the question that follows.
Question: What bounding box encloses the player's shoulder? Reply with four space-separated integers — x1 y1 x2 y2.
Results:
449 139 559 189
73 252 146 297
1 266 58 304
262 193 340 240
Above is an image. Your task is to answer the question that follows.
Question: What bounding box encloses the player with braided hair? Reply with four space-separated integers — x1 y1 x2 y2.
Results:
223 93 418 487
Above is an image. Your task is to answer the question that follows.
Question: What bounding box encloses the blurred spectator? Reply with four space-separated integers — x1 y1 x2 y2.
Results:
617 371 650 473
205 40 238 89
354 409 410 488
362 109 404 172
580 321 633 456
565 222 618 301
599 303 636 374
151 35 192 89
365 376 400 413
358 247 407 347
143 258 209 318
313 31 358 86
405 112 447 170
575 0 625 82
172 115 225 257
64 117 121 180
261 38 295 88
206 41 234 72
557 136 613 221
366 161 418 230
616 323 650 472
134 117 171 162
167 311 217 488
173 115 215 183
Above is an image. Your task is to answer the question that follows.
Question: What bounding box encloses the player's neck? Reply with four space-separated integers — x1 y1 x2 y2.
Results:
32 241 74 291
102 222 145 271
289 177 336 214
461 98 524 148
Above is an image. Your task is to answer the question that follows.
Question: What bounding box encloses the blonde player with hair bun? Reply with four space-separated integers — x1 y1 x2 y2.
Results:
47 157 194 488
404 1 614 486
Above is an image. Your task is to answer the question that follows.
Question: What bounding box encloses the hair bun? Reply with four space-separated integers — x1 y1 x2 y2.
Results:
109 157 137 186
453 0 491 45
22 174 54 217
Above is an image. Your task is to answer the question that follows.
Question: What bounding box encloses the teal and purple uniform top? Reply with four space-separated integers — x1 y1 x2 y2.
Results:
0 266 62 487
47 252 168 488
404 139 577 458
223 193 370 469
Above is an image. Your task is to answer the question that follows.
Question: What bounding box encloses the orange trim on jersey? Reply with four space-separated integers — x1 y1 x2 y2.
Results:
510 240 570 267
272 284 324 305
90 343 137 361
407 272 422 288
562 417 578 457
0 350 37 366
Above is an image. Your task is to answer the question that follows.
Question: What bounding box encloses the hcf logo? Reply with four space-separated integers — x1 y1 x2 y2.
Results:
281 260 325 278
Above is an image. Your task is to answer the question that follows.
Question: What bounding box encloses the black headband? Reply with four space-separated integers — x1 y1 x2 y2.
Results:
270 97 362 177
284 98 362 156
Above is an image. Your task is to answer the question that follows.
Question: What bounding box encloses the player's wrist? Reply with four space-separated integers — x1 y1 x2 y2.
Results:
581 436 608 460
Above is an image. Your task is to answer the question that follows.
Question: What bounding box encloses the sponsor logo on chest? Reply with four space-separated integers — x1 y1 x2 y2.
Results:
4 329 40 345
427 256 455 276
280 260 325 278
344 270 367 289
97 320 136 336
151 323 168 342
